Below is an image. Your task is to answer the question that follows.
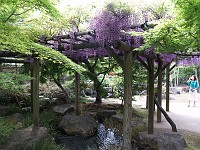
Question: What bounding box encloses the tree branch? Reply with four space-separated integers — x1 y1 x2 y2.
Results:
4 9 16 22
136 55 149 70
105 46 124 70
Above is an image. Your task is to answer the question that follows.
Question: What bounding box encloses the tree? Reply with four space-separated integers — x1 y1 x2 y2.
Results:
173 0 200 49
82 57 117 103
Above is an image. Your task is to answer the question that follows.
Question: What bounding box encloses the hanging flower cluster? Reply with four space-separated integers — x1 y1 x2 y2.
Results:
90 10 131 46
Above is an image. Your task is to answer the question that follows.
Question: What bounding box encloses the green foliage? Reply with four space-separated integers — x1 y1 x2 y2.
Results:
0 118 16 144
138 20 187 53
105 0 133 16
0 0 61 23
30 139 66 150
23 111 61 136
173 0 200 49
0 72 31 105
0 0 84 73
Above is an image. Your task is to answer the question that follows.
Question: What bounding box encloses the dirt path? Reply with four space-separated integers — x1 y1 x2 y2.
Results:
134 93 200 135
103 93 200 135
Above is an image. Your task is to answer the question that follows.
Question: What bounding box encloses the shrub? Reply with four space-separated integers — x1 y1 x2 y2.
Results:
23 111 61 136
0 72 31 105
30 140 66 150
0 118 16 144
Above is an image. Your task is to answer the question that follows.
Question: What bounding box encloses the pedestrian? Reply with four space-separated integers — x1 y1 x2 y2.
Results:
187 75 199 107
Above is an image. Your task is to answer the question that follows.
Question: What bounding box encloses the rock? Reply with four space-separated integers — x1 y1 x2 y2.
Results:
96 110 117 121
59 114 97 136
138 131 187 150
0 106 11 117
110 115 123 124
1 126 53 150
53 104 74 115
55 93 70 104
6 113 24 123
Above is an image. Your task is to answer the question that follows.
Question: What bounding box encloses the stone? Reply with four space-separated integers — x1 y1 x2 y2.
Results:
0 106 11 117
110 115 123 124
53 104 74 115
1 126 53 150
138 131 187 150
59 114 97 136
55 93 70 104
6 113 24 124
96 110 117 121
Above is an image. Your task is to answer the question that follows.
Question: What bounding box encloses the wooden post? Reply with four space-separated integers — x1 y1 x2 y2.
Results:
75 72 80 115
166 65 170 111
147 57 154 134
31 58 40 126
157 67 162 123
0 62 2 72
122 50 133 149
146 81 149 109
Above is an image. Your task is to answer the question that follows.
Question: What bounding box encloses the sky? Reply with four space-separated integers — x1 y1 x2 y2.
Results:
56 0 170 11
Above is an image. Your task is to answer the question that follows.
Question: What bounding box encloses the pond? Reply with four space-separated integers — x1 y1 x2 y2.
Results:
56 123 138 150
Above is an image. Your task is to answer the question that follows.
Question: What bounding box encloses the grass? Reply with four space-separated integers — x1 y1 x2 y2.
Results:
0 118 17 145
30 139 67 150
183 132 200 150
23 110 61 136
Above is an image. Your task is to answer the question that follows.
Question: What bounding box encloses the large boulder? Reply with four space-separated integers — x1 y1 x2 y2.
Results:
53 104 74 115
0 106 12 117
59 114 97 136
6 113 24 123
1 126 53 150
96 109 117 121
138 131 187 150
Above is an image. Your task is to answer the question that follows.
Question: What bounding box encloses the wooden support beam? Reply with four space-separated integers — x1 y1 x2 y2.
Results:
157 67 162 123
0 58 29 63
156 55 163 123
155 99 177 132
147 57 154 134
0 62 2 72
75 71 80 115
122 50 133 149
31 58 40 126
166 65 170 112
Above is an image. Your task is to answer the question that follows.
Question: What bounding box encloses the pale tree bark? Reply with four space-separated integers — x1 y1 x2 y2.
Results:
122 50 133 150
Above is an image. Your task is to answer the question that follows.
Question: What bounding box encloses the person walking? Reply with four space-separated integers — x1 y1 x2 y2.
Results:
187 75 199 107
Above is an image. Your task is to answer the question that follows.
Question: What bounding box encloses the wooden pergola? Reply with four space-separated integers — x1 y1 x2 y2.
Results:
0 51 40 126
2 29 193 149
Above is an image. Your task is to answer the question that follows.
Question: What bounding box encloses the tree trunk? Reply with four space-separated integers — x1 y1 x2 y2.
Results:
122 50 133 150
94 76 102 104
52 76 71 103
166 65 170 111
147 58 154 134
31 58 40 127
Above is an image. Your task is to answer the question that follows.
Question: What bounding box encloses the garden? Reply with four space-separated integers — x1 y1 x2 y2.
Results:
0 0 200 149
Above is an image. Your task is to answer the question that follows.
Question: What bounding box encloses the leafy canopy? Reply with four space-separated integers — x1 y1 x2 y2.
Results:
0 0 84 72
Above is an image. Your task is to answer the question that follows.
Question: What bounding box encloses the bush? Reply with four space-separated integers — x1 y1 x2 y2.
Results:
0 72 31 105
30 140 66 150
0 118 16 144
23 111 61 136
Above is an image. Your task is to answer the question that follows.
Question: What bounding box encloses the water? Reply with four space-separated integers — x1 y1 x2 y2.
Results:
56 123 137 150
